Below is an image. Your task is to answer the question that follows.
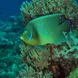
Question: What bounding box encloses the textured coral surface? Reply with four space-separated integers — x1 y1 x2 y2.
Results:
20 0 78 24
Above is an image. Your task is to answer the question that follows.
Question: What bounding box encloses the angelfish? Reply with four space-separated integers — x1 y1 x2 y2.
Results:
20 14 71 45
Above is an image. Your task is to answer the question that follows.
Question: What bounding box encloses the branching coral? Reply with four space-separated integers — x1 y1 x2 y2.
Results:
18 65 36 78
18 64 53 78
19 43 51 70
20 0 78 24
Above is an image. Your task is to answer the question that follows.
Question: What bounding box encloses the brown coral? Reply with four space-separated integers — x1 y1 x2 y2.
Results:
19 43 51 70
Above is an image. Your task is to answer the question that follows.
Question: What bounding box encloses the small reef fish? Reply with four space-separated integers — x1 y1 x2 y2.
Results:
20 14 71 45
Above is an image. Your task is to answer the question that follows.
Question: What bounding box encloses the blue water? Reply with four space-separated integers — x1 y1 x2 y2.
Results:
76 0 78 4
0 0 31 21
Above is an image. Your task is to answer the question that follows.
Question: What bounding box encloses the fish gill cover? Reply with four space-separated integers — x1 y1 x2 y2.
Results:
0 0 78 78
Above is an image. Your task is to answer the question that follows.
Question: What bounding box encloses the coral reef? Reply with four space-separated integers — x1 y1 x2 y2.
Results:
18 64 53 78
20 0 78 24
19 29 78 78
20 43 51 70
0 16 53 78
48 31 78 60
0 16 25 78
0 0 78 78
19 0 78 78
